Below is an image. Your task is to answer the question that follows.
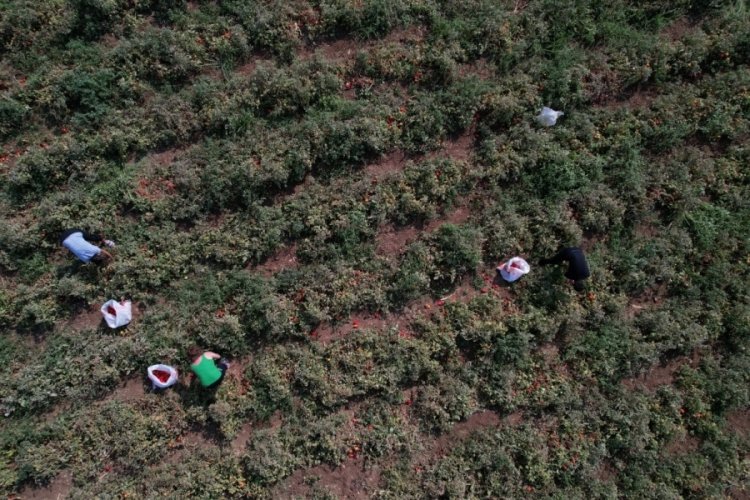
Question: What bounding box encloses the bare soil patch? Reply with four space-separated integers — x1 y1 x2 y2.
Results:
375 224 419 255
312 311 393 344
107 377 145 403
594 459 617 482
0 143 25 172
21 470 73 500
727 486 750 500
428 205 471 229
226 355 250 380
64 306 104 331
726 409 750 438
661 17 696 42
279 456 382 500
374 205 471 257
300 38 361 64
626 281 667 318
425 409 521 463
434 410 501 449
164 429 218 465
252 243 298 276
459 59 494 79
432 130 474 163
384 26 425 44
144 147 184 167
362 149 407 181
235 60 258 77
664 432 699 455
539 343 560 363
230 422 254 454
621 351 699 392
593 88 659 111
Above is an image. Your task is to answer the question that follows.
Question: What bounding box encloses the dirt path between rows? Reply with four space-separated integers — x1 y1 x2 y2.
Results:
275 407 520 498
20 471 73 500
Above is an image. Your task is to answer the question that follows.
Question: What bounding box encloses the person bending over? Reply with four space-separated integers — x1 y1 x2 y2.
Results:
188 347 229 389
60 228 114 264
539 247 590 291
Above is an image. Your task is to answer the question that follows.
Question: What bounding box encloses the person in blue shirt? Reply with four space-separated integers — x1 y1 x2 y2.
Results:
59 228 114 263
539 247 590 291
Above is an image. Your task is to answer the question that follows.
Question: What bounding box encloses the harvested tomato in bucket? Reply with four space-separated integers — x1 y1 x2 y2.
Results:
153 369 171 383
147 364 178 388
101 300 133 329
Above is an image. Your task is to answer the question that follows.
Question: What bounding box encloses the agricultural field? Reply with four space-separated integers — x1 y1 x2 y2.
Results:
1 0 749 498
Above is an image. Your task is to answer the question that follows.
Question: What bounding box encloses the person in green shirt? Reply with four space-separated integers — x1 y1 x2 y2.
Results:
188 346 229 388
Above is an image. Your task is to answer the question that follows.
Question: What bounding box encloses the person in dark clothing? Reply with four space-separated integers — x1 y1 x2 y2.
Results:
539 247 590 291
59 228 114 263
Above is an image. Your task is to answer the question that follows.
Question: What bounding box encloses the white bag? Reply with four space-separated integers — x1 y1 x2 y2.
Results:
100 299 133 328
147 364 179 389
536 107 564 127
498 257 530 283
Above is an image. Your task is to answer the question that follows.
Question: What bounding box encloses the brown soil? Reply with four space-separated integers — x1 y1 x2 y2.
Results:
277 406 518 498
621 351 699 392
279 456 382 500
664 432 700 455
538 343 560 363
312 266 508 345
107 377 145 403
230 422 254 454
299 26 424 63
226 356 250 380
383 26 425 44
594 88 658 111
362 149 408 181
0 143 25 172
235 60 258 77
442 130 474 161
300 38 361 64
206 212 226 228
458 59 494 79
727 486 750 500
661 17 696 42
312 311 393 344
375 224 419 255
64 306 104 331
634 222 661 239
433 410 501 452
146 148 183 166
505 411 524 426
626 281 667 318
20 470 73 500
164 429 217 465
374 205 471 257
253 243 298 276
424 409 522 465
594 460 617 482
134 177 176 201
726 409 750 438
428 205 471 229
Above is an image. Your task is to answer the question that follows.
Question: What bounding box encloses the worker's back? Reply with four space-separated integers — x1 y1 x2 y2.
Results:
558 247 590 281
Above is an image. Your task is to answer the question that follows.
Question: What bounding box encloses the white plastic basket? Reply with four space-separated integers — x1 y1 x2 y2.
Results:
100 300 133 328
498 257 531 283
147 364 179 389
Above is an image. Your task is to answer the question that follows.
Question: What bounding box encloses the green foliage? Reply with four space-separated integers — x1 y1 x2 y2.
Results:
1 0 748 497
0 97 30 139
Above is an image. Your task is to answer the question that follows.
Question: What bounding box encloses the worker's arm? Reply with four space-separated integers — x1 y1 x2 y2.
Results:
540 249 567 266
204 351 221 360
